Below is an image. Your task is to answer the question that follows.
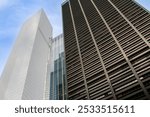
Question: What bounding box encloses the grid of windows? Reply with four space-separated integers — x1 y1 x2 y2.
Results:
62 0 150 100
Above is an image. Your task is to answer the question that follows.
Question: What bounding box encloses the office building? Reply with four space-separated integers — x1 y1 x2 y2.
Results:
62 0 150 100
0 9 53 100
49 34 67 100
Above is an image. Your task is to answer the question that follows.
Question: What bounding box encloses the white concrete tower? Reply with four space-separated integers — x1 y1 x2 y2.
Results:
0 9 52 100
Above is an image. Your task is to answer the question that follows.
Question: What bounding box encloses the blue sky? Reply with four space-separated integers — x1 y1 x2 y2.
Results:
0 0 150 77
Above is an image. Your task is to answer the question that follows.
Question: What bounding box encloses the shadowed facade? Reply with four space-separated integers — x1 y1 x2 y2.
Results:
62 0 150 100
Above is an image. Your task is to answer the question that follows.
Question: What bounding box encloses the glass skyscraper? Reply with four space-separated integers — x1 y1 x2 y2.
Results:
49 34 67 100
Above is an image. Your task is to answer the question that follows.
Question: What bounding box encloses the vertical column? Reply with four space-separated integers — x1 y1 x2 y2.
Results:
68 1 90 99
62 1 90 99
78 0 116 99
107 0 150 48
91 0 150 99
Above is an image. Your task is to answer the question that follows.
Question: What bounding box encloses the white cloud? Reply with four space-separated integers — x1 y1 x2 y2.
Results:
0 0 19 9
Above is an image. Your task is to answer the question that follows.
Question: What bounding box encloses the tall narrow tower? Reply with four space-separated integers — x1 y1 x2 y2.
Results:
0 9 52 100
62 0 150 100
49 34 67 100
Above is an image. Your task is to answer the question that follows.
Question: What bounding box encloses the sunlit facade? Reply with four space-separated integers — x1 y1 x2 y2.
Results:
0 9 67 100
0 9 53 100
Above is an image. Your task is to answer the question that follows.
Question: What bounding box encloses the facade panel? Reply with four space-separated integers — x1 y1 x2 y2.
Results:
62 0 150 100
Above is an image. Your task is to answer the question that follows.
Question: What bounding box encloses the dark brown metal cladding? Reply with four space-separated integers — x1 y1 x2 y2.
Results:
62 0 150 100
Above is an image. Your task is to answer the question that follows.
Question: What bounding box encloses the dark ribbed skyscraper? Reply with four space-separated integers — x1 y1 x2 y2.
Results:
62 0 150 100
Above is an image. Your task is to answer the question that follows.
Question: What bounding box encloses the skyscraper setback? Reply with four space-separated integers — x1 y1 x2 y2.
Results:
62 0 150 100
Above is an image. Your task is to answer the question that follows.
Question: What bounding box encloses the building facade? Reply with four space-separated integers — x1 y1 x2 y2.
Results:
0 9 67 100
0 9 53 100
49 34 67 100
62 0 150 100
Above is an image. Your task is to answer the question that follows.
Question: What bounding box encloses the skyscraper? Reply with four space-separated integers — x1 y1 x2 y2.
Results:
49 34 67 100
62 0 150 100
0 9 53 100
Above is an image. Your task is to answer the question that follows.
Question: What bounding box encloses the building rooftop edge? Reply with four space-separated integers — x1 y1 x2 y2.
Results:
62 0 69 6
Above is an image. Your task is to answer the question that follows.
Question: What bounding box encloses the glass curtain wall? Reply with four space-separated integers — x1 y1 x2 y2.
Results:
49 34 67 100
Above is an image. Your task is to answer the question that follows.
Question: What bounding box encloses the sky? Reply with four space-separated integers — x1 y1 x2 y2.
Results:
0 0 150 77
